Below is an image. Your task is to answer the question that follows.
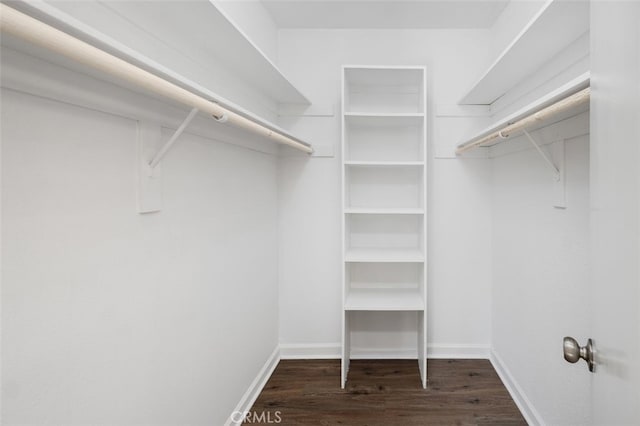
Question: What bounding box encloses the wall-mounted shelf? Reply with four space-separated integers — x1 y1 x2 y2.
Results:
0 3 314 215
457 74 589 210
2 2 309 156
459 0 589 105
107 0 310 105
17 0 310 105
456 73 589 154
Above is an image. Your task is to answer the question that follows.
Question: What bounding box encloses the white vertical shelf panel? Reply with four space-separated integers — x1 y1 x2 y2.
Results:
341 66 427 389
419 68 427 388
340 65 349 389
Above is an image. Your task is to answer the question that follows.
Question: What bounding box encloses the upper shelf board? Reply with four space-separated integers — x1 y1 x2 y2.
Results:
459 0 589 105
456 73 590 153
344 66 426 114
16 0 310 105
344 66 425 87
3 1 311 151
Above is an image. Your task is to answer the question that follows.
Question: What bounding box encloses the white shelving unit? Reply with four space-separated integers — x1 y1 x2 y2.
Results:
341 66 427 389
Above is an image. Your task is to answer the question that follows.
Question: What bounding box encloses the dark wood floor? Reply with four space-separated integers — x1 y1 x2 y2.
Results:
246 359 527 425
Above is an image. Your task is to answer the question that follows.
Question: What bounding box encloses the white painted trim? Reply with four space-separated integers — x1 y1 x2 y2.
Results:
279 343 490 360
280 343 341 359
223 345 535 426
490 348 545 426
428 343 491 359
351 347 417 359
225 346 280 426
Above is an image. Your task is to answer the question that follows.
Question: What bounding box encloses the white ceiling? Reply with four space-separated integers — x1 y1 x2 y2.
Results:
261 0 510 29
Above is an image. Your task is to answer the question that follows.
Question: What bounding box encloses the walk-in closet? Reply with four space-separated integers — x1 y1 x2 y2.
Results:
1 1 639 425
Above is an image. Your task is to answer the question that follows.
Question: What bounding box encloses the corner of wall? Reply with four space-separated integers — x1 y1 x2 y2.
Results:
489 348 545 426
225 346 281 426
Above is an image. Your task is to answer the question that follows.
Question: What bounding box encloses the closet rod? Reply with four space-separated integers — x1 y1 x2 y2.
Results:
0 4 313 154
456 87 590 155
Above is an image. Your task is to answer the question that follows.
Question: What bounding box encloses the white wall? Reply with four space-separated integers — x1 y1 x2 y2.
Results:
490 131 591 426
276 29 494 357
484 3 592 422
1 75 279 425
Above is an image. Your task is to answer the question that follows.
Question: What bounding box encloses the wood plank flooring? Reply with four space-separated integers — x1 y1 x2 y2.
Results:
246 359 527 425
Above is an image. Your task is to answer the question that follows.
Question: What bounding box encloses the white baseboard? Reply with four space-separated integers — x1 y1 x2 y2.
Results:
352 347 416 359
226 344 536 426
427 343 490 359
490 348 544 426
279 343 341 359
279 343 490 360
225 346 280 426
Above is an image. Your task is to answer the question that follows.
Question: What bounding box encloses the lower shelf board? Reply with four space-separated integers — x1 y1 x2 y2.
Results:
344 288 424 311
344 207 425 215
344 248 424 263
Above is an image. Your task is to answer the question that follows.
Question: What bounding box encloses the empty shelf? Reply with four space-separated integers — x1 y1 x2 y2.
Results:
345 248 424 263
345 207 424 215
345 289 424 311
345 112 424 118
345 161 424 167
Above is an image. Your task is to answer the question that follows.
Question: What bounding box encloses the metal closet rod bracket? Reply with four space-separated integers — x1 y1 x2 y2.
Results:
148 108 199 173
522 129 561 182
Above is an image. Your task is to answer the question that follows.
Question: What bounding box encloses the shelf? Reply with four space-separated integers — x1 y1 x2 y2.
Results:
347 262 422 287
15 0 310 105
345 161 424 167
344 66 426 84
345 249 424 263
459 0 589 105
345 208 424 215
345 112 424 118
346 166 423 209
344 66 425 113
344 114 424 162
346 214 423 257
345 289 424 311
457 74 589 153
2 1 312 154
